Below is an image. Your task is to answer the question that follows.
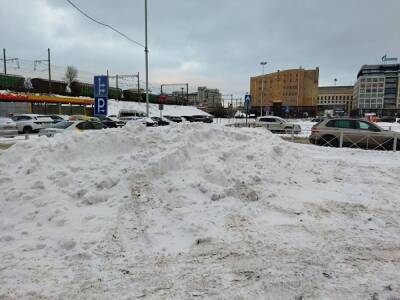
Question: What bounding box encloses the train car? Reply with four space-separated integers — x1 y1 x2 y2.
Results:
122 89 143 102
31 78 68 95
109 87 123 100
0 74 25 92
70 81 93 98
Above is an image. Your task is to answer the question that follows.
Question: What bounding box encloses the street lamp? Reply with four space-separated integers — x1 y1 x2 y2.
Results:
260 61 267 117
144 0 150 117
334 78 338 86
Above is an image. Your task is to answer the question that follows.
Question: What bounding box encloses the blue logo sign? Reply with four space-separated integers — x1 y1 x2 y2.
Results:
94 97 108 116
94 75 108 98
244 94 251 103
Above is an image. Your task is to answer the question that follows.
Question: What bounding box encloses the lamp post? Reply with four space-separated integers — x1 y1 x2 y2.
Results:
334 78 338 86
144 0 150 117
260 61 267 117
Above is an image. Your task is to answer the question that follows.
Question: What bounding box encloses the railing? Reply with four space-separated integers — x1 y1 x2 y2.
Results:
283 128 399 152
314 130 397 151
221 118 400 152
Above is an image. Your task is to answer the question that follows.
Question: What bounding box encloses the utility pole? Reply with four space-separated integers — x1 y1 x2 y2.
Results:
144 0 149 117
1 49 20 75
3 49 6 74
109 74 139 92
260 61 267 117
48 48 52 94
137 72 140 100
33 49 51 93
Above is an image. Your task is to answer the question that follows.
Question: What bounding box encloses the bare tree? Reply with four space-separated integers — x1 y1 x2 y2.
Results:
64 65 78 85
64 66 78 94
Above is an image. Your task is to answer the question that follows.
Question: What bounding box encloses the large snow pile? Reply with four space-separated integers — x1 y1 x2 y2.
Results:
1 124 400 299
108 100 210 117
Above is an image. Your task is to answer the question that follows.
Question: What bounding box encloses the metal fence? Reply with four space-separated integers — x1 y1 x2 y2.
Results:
224 120 400 152
310 130 398 151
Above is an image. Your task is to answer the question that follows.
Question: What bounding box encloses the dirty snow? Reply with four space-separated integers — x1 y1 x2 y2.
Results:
1 123 400 299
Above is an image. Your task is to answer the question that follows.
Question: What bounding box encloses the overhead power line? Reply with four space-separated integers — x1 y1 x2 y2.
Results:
65 0 145 48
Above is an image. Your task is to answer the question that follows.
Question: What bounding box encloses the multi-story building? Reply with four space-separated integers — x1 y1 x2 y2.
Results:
317 86 353 115
197 86 222 108
352 64 400 116
250 67 319 116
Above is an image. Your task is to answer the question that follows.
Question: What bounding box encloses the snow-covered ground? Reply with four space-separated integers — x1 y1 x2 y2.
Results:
108 100 210 117
1 124 400 299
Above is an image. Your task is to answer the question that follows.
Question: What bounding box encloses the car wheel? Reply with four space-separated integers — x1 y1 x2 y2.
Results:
319 135 338 147
284 127 293 134
22 126 33 134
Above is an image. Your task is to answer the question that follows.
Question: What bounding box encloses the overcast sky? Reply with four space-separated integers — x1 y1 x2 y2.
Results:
1 0 399 95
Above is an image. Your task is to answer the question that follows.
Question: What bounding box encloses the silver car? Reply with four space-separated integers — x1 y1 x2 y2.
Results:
0 117 18 138
256 116 301 134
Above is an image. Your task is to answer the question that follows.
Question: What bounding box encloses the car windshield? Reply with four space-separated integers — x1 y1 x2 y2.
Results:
107 117 119 122
50 121 74 129
277 118 287 123
36 116 54 122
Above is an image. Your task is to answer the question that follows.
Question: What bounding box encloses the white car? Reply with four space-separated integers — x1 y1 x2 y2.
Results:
126 117 158 127
11 114 55 134
38 120 106 137
256 116 301 134
0 117 18 138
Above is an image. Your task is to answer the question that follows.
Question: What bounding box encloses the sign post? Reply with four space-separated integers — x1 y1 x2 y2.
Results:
159 94 167 119
94 75 109 116
244 94 251 127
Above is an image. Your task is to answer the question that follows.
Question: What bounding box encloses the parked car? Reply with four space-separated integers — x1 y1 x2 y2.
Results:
69 115 100 122
144 118 158 127
311 117 326 123
11 114 55 134
126 117 157 127
380 116 397 123
47 114 69 123
118 109 146 121
38 120 106 137
100 116 125 128
256 116 301 134
309 118 400 150
186 115 213 123
0 117 18 138
164 115 183 123
151 117 170 126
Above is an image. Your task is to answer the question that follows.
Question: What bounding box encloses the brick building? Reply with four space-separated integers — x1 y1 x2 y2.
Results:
317 86 354 115
250 67 319 117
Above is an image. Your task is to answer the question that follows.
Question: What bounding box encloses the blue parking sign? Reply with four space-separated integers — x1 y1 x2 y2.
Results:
94 97 108 116
94 75 108 98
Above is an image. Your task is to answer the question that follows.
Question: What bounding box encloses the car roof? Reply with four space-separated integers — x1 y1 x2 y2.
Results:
259 116 283 119
14 114 40 117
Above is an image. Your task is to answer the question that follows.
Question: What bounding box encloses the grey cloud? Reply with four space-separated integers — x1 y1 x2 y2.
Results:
1 0 399 95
